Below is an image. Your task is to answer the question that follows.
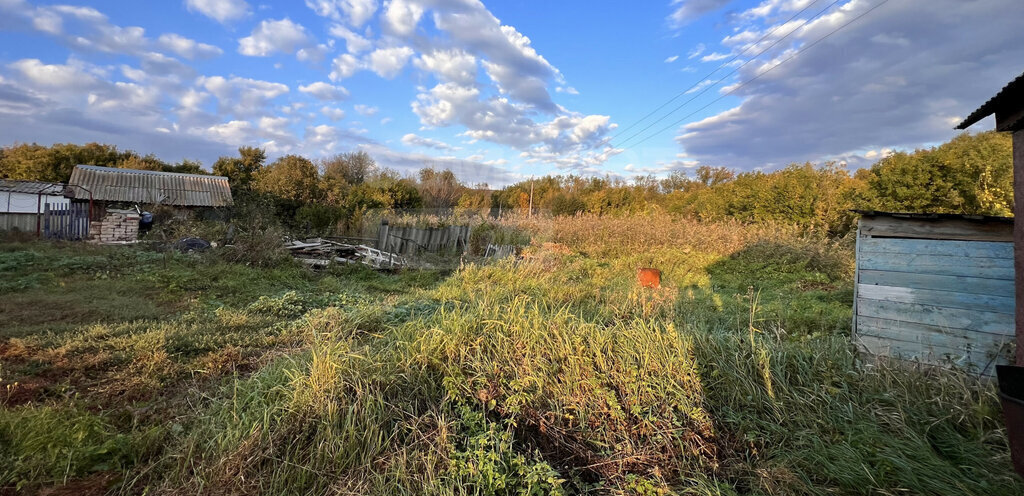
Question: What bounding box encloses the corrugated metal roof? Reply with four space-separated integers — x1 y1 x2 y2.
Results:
852 210 1013 223
67 165 233 207
0 179 66 196
956 71 1024 130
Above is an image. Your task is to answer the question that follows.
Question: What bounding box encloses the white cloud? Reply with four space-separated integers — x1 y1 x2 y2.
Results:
359 143 518 186
0 0 620 175
305 0 378 26
206 119 252 143
329 53 362 80
297 44 331 63
329 24 373 53
429 4 563 111
302 124 370 154
664 55 679 63
48 5 105 21
299 81 350 101
180 89 209 110
367 46 414 78
411 81 617 169
668 0 732 28
688 43 706 59
30 8 62 35
700 52 730 62
157 33 223 59
197 75 289 118
673 0 1024 170
414 49 477 85
321 106 346 120
9 58 97 89
139 52 195 80
238 18 312 56
354 104 378 116
6 2 223 68
401 133 458 150
383 0 423 36
185 0 250 23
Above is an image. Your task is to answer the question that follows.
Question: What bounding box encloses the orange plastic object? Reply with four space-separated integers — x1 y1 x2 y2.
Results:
637 268 661 289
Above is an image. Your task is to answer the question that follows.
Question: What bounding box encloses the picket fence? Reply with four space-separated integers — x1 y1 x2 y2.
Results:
43 202 90 240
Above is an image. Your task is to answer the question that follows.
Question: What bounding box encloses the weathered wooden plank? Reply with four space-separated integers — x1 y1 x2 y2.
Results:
860 216 1013 242
857 284 1014 314
858 237 1013 259
858 252 1013 279
855 334 1011 374
856 298 1014 335
858 270 1015 297
856 315 1015 350
856 331 1004 366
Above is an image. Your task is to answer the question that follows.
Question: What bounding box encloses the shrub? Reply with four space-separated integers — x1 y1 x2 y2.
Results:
218 195 291 267
469 222 530 255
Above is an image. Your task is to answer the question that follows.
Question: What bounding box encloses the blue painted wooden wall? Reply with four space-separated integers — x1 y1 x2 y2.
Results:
854 216 1015 376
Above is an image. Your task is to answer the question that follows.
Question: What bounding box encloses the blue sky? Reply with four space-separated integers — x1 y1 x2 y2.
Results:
0 0 1022 186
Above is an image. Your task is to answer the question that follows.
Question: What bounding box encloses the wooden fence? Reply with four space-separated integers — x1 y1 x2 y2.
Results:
484 244 519 258
377 222 471 256
43 202 90 240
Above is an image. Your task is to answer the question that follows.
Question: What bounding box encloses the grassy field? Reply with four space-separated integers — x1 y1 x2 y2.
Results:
0 215 1020 495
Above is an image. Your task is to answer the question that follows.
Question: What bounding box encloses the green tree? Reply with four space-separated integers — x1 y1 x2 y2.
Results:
253 155 320 203
862 131 1012 216
319 151 377 205
550 193 586 216
417 167 464 209
212 146 266 194
0 142 125 181
164 159 205 174
117 152 169 171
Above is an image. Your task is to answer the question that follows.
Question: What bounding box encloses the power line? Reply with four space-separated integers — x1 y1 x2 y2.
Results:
613 0 845 149
610 0 828 142
619 0 892 152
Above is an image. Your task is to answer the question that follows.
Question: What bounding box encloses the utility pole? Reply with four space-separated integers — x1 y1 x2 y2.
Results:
528 177 534 218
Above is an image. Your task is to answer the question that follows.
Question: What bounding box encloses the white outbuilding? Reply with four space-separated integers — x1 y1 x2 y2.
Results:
0 179 68 233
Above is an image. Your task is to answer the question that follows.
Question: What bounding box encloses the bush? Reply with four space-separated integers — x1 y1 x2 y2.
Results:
218 195 291 267
469 222 530 255
549 194 586 217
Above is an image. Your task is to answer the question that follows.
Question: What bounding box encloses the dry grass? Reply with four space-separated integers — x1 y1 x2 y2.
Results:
0 216 1020 495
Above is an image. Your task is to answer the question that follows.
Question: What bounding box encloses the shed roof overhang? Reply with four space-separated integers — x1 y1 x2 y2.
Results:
956 71 1024 132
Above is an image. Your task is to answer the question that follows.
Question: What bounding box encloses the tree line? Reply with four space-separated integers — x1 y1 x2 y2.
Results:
0 131 1012 235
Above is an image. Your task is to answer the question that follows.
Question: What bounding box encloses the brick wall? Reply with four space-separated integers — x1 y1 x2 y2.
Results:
89 210 140 243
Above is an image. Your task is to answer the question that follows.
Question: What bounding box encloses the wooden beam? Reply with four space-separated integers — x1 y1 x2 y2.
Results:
1014 129 1024 365
996 103 1024 132
858 237 1013 259
858 269 1015 297
857 283 1014 315
860 216 1012 242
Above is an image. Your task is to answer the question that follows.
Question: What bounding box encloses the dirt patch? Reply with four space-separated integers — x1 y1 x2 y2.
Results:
796 280 837 292
36 472 119 496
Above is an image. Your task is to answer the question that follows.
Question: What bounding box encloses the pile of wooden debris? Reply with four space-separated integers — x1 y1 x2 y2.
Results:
285 238 407 269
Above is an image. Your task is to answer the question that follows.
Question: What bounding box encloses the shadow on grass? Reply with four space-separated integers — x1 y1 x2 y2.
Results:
677 239 855 336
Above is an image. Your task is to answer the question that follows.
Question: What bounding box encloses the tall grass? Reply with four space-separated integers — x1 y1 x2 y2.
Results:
1 216 1020 494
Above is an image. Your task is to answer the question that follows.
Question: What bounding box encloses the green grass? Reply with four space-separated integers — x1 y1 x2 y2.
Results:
0 224 1020 495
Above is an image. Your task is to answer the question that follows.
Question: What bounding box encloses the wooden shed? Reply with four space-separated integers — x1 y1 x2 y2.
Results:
853 211 1016 376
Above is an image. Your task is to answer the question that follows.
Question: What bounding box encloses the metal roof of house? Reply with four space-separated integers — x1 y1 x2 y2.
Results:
67 165 233 207
0 179 66 196
956 71 1024 130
